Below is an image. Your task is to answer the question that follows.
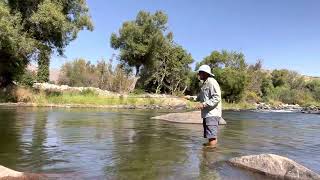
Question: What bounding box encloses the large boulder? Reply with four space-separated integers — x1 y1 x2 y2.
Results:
0 165 44 179
152 111 226 125
228 154 320 180
0 165 23 178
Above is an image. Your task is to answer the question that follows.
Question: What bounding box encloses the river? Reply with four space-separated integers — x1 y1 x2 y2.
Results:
0 107 319 179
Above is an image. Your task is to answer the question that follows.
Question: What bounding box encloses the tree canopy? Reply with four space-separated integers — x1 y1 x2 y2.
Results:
111 10 193 94
0 0 93 85
111 11 169 75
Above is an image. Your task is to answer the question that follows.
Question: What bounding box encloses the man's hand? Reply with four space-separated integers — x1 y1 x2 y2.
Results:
184 95 197 101
194 102 205 110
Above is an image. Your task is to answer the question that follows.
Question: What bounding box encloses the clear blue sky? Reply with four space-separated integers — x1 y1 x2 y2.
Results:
51 0 320 76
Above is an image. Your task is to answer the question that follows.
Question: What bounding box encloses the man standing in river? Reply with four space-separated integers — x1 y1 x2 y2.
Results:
195 65 222 147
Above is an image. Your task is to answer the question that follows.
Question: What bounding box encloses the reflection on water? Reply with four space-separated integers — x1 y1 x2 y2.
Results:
0 107 319 179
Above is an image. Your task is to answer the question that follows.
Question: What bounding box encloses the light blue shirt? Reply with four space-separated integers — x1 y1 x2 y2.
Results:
197 77 222 118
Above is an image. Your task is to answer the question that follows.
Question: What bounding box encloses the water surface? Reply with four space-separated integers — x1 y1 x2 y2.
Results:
0 107 319 179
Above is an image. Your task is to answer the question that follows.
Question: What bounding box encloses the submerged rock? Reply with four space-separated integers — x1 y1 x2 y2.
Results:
152 111 226 125
228 154 320 180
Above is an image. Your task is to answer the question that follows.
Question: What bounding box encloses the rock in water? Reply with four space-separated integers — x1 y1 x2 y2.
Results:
152 111 226 125
218 117 227 125
0 165 45 179
228 154 320 180
0 165 23 178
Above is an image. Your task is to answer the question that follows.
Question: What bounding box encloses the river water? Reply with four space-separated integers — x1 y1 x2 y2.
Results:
0 107 319 179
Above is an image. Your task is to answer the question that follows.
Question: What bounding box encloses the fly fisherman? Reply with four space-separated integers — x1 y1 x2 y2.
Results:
195 65 222 147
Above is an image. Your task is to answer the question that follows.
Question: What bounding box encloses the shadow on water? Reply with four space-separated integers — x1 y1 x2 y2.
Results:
0 107 319 179
0 108 22 169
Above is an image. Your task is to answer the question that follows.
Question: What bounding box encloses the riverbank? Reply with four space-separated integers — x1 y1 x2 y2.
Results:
2 100 318 114
1 83 319 112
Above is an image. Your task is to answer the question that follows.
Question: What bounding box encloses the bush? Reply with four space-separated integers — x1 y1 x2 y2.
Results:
245 91 261 103
15 87 33 102
18 70 37 87
214 67 248 103
266 86 314 105
0 85 17 102
79 89 98 96
131 88 145 95
58 59 137 93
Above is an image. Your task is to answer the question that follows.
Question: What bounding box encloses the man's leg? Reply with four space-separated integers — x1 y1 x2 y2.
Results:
203 117 219 147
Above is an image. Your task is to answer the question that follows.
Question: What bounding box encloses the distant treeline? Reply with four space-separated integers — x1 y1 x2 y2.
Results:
21 50 320 106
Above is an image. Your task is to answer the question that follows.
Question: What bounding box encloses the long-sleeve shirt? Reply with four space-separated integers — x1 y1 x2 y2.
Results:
196 77 222 118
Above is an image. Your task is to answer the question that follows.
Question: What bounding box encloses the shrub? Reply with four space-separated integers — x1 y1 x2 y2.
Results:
245 91 261 103
18 70 37 87
15 87 33 102
79 89 98 96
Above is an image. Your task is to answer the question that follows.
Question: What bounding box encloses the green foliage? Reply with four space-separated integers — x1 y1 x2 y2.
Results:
112 10 193 94
131 88 145 95
186 71 200 95
37 50 50 82
245 91 262 103
79 89 98 96
196 50 247 70
306 79 320 101
58 59 97 87
140 42 193 94
247 60 264 97
111 11 168 75
9 0 93 54
0 2 36 86
261 74 274 98
214 67 248 102
266 86 312 105
271 69 290 87
18 69 37 87
0 0 93 85
58 58 137 93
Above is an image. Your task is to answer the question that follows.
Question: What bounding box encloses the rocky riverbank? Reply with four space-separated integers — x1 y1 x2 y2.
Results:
255 103 320 114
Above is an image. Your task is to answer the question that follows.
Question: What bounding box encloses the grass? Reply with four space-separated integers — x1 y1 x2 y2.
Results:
222 101 256 110
29 90 178 107
185 99 256 110
9 87 318 109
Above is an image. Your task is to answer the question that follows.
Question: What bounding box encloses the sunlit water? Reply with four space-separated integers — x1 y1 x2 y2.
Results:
0 107 319 179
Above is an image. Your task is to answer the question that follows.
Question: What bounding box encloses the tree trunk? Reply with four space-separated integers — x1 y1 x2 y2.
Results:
37 50 50 82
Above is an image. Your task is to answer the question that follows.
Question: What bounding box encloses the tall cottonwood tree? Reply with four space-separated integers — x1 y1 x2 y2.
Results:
0 0 93 85
111 11 193 94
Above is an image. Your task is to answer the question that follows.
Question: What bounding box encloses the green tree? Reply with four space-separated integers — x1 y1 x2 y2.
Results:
111 11 193 94
214 67 248 102
0 2 36 87
306 79 320 101
196 50 247 70
143 41 193 94
247 60 264 96
110 11 169 76
271 69 290 87
1 0 93 84
261 74 274 98
58 59 97 87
